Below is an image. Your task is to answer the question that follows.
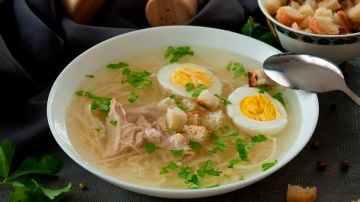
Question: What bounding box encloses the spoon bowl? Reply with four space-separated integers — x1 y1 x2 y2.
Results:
263 53 360 105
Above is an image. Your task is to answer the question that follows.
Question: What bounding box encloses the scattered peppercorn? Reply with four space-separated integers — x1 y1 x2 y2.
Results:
310 140 320 150
340 160 349 171
329 104 337 111
79 182 87 190
316 160 326 171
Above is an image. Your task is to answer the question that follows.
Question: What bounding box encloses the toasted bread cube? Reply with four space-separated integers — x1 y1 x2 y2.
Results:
318 0 341 11
182 98 197 111
314 7 333 17
300 16 311 29
287 184 317 202
195 90 220 110
184 125 209 142
304 0 318 10
347 2 360 23
299 4 315 16
291 22 301 30
265 0 283 15
276 6 306 26
157 97 176 111
334 10 351 34
341 0 354 11
166 107 187 131
309 16 340 34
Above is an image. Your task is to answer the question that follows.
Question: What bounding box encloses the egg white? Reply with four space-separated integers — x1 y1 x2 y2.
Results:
157 63 222 98
226 86 288 136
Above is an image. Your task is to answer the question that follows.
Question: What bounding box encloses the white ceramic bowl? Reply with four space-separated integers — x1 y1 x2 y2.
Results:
258 0 360 63
47 26 319 199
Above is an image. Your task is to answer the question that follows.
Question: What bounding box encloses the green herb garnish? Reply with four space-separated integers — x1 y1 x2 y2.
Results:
145 143 158 153
234 139 249 161
170 150 184 157
107 61 129 69
75 90 84 96
165 46 194 63
241 17 278 47
210 133 219 140
210 141 227 154
0 140 71 201
128 92 138 103
215 94 232 105
84 91 112 116
110 120 117 126
226 62 247 78
169 94 186 111
94 128 101 133
121 68 152 89
197 160 222 177
185 83 195 92
272 92 286 107
206 184 220 188
228 157 241 168
178 166 200 189
239 176 245 181
160 162 178 174
221 131 240 138
251 134 267 143
262 160 278 171
189 141 201 151
258 85 269 94
191 84 206 98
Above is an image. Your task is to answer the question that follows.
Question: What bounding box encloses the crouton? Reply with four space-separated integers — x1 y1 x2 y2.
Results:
290 1 301 9
187 110 201 125
314 7 333 17
305 0 318 10
201 110 224 130
334 10 351 34
276 6 306 26
265 0 284 15
166 107 187 131
183 125 209 142
182 98 197 111
300 16 311 29
195 90 220 110
157 97 176 111
299 4 315 16
291 22 301 30
318 0 341 11
248 69 274 87
287 184 317 202
341 0 354 11
347 2 360 23
309 16 340 34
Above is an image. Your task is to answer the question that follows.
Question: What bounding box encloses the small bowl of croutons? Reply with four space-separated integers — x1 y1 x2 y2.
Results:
258 0 360 63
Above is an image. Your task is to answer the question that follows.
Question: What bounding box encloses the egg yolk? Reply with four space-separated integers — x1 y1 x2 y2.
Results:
170 66 213 88
240 94 279 121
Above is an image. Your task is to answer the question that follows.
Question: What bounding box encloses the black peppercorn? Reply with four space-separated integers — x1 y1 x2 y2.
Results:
329 104 337 111
340 160 349 171
316 160 326 170
310 140 320 150
79 182 87 190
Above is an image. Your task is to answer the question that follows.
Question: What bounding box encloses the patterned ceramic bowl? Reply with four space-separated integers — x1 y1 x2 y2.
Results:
258 0 360 63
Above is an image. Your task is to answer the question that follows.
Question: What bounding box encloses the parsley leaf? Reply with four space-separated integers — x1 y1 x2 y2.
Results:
262 160 278 171
94 128 101 133
178 166 201 189
251 134 267 143
241 16 257 36
210 133 219 140
210 141 227 154
7 155 61 181
191 84 206 98
189 141 201 151
241 17 279 47
121 68 152 89
221 131 240 138
185 83 195 92
0 140 15 178
234 139 249 161
170 150 184 157
84 91 112 116
107 61 129 69
75 90 84 96
226 62 247 78
165 46 194 63
128 92 138 103
169 95 186 111
160 162 178 174
33 180 71 200
110 120 117 126
258 85 269 94
145 143 158 153
272 92 286 107
239 176 245 181
206 184 220 188
85 74 94 78
215 94 232 105
197 160 222 177
228 157 241 168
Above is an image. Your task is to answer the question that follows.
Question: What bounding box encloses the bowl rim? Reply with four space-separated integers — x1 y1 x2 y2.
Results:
47 25 319 198
257 0 360 38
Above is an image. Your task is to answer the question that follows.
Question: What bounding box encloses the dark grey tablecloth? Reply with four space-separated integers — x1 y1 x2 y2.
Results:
0 0 359 201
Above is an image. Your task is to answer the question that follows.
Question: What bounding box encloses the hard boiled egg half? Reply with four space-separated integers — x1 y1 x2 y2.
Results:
226 86 288 135
157 63 222 98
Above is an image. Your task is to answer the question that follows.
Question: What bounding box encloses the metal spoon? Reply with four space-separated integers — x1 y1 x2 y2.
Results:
263 53 360 106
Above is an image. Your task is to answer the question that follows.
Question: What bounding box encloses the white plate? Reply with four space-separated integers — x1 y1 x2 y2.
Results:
47 26 319 199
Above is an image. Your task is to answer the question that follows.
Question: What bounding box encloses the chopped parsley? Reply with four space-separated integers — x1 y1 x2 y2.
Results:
107 61 129 69
145 143 158 153
197 160 222 177
221 131 240 138
222 125 230 130
228 157 241 168
239 176 245 181
210 133 219 140
94 128 101 133
121 68 152 89
234 138 249 161
169 94 186 111
189 141 201 151
178 166 200 189
215 94 232 105
210 141 227 154
160 162 178 174
185 83 195 92
110 120 117 126
85 74 94 78
165 46 194 63
262 160 278 171
272 92 286 107
84 91 112 116
75 90 84 96
226 62 247 78
206 184 220 188
251 134 267 143
191 84 206 98
241 17 279 48
128 92 138 103
258 85 269 94
170 150 184 157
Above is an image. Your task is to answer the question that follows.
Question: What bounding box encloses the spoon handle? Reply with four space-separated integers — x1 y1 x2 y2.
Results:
342 86 360 106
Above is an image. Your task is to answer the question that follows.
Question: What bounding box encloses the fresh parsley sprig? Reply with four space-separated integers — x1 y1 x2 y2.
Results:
226 62 247 78
165 46 194 63
0 140 71 201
